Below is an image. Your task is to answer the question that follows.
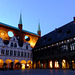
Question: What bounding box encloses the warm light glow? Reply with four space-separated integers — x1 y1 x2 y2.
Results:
22 64 25 70
55 61 59 68
72 60 74 63
50 61 52 68
62 59 66 68
30 42 35 48
1 32 4 36
27 64 29 66
14 60 19 64
0 59 4 68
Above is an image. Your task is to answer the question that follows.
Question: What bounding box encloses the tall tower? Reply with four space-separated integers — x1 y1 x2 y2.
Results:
18 13 23 30
37 22 41 37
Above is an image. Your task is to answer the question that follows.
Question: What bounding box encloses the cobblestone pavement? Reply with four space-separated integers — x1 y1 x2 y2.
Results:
0 69 75 75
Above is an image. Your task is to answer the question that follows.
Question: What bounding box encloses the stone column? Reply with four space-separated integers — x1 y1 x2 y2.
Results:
13 51 14 56
9 50 10 56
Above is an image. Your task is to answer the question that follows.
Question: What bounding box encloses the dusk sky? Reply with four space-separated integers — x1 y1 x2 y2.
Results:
0 0 75 36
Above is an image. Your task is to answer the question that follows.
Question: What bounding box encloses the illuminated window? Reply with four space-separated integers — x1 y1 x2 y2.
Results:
8 31 14 37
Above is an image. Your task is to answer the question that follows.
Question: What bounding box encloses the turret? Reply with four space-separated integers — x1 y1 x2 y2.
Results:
18 13 23 30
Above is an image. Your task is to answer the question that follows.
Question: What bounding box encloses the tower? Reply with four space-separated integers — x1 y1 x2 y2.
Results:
18 13 23 30
37 22 41 37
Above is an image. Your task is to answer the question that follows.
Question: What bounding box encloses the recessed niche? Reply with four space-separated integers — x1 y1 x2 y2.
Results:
8 31 14 37
25 36 30 41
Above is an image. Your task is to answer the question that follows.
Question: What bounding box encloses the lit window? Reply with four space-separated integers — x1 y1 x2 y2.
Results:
70 42 75 51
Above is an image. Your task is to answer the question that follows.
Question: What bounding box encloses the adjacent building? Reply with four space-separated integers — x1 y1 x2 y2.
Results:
33 17 75 69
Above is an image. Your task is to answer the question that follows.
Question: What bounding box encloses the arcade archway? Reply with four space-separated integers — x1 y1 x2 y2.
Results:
27 60 33 69
5 59 12 69
14 60 21 69
0 59 4 69
21 60 26 69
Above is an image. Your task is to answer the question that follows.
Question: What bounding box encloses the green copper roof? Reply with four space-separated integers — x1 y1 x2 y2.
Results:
38 22 41 31
19 13 22 24
0 22 39 36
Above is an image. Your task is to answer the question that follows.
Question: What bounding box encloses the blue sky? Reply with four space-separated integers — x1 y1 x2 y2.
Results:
0 0 75 36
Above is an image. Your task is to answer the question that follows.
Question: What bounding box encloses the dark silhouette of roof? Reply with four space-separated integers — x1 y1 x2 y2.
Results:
34 21 75 49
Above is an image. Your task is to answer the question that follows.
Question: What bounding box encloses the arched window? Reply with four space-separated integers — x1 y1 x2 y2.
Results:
26 45 28 49
11 43 13 47
14 43 17 47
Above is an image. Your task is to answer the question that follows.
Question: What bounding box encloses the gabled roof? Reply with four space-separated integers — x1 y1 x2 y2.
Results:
35 21 75 48
0 22 39 36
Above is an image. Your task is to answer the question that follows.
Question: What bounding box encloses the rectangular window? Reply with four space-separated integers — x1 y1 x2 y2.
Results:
18 51 20 56
14 51 16 56
21 52 23 57
24 52 26 57
1 50 4 55
10 51 13 56
6 50 9 55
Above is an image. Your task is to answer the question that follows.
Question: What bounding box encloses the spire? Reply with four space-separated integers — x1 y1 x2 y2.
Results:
38 22 41 31
19 13 22 24
37 22 41 37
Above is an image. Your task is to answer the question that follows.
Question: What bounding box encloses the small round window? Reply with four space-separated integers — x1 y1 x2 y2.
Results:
8 31 14 37
25 36 30 41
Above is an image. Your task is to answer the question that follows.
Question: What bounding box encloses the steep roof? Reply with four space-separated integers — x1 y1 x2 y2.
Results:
0 22 39 36
35 21 75 48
